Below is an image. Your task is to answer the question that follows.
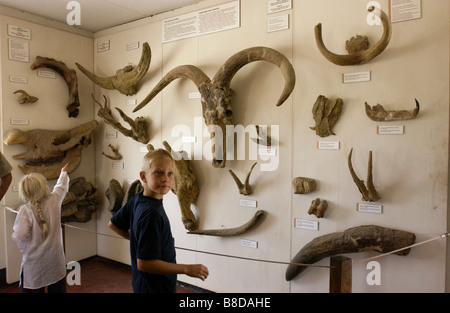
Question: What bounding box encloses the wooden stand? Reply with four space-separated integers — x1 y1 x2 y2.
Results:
329 256 352 293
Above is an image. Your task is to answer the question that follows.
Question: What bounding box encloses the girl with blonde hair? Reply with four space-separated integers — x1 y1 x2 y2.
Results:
12 163 70 293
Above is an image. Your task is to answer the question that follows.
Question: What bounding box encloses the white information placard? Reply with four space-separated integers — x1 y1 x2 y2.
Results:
342 71 371 83
390 0 421 23
317 141 340 150
162 0 240 43
267 0 292 14
357 203 383 214
267 14 289 33
8 38 29 62
8 24 31 40
377 125 404 135
294 219 319 231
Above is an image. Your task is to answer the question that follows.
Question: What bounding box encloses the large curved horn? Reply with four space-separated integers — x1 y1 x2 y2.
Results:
212 46 295 106
76 42 151 96
285 225 415 281
133 65 210 112
315 6 392 66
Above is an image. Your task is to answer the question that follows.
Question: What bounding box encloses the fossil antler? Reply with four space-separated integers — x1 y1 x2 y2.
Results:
348 148 380 202
229 162 257 195
76 42 151 96
133 46 295 168
92 94 149 144
365 99 420 121
315 6 392 66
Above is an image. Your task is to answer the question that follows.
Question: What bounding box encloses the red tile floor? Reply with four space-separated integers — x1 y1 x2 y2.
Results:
0 256 208 293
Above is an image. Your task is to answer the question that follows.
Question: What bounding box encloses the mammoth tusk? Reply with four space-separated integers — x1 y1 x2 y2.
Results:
348 148 380 202
314 6 392 66
30 56 80 117
365 99 420 121
76 42 151 96
213 46 296 107
228 162 257 195
188 210 265 237
285 225 416 281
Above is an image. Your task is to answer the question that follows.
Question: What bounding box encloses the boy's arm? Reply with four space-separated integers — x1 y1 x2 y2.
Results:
108 221 130 240
137 258 209 281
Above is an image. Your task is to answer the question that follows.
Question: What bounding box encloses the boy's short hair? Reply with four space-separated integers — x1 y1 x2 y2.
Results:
142 148 174 172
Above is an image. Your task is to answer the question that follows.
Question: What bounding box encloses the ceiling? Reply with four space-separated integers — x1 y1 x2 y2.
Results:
0 0 206 33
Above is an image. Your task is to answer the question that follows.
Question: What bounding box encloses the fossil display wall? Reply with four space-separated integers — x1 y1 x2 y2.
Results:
0 0 449 293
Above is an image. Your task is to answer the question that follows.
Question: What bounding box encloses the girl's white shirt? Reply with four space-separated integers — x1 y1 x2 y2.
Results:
12 171 69 289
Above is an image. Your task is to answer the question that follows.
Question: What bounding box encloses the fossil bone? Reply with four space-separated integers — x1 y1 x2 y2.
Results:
61 177 98 223
188 210 265 237
76 42 151 96
30 56 80 117
3 120 98 180
102 144 122 160
93 94 149 144
308 198 328 218
229 162 257 195
147 142 199 231
133 46 295 168
251 125 272 146
365 99 420 121
105 179 124 214
315 6 392 66
292 177 317 194
14 90 38 104
310 95 343 137
348 148 380 202
285 225 416 281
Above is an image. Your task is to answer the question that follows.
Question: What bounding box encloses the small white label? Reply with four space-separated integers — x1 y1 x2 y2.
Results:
9 75 28 84
267 14 289 33
10 118 29 125
377 125 404 135
12 185 19 192
258 148 276 156
240 239 258 249
294 219 319 231
112 162 124 170
317 141 340 150
189 92 201 99
105 131 117 139
239 199 257 208
182 136 197 143
37 69 56 79
126 42 140 51
342 71 371 83
357 203 383 214
139 146 148 153
126 99 137 106
97 40 110 53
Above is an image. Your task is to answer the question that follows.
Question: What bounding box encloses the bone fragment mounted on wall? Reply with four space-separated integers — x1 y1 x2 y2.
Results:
30 56 80 117
14 90 38 104
365 99 420 121
229 162 257 195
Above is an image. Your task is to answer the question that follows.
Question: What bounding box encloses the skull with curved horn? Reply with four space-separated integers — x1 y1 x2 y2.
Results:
133 46 296 168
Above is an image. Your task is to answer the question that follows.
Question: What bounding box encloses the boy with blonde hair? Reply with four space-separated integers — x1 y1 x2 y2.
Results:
109 149 208 293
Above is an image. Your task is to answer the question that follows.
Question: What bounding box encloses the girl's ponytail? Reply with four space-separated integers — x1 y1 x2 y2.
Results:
32 200 49 239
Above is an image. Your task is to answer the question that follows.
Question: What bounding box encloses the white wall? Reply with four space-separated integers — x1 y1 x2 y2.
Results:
0 14 96 280
1 0 448 293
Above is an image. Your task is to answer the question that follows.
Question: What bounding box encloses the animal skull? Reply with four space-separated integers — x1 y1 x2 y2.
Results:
133 46 296 168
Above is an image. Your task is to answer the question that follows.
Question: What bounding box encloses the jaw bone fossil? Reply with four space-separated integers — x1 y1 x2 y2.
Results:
147 142 199 231
310 95 343 137
314 6 392 66
62 177 98 223
188 210 265 237
348 148 380 202
3 120 98 180
14 90 38 104
30 56 80 117
229 162 257 195
365 99 420 121
92 94 150 144
285 225 416 281
76 42 151 96
133 46 296 168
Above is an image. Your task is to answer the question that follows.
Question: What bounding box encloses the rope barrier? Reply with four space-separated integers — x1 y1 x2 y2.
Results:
4 206 449 269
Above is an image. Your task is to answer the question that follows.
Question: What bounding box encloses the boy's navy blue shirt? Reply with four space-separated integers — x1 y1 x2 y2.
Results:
110 191 177 293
